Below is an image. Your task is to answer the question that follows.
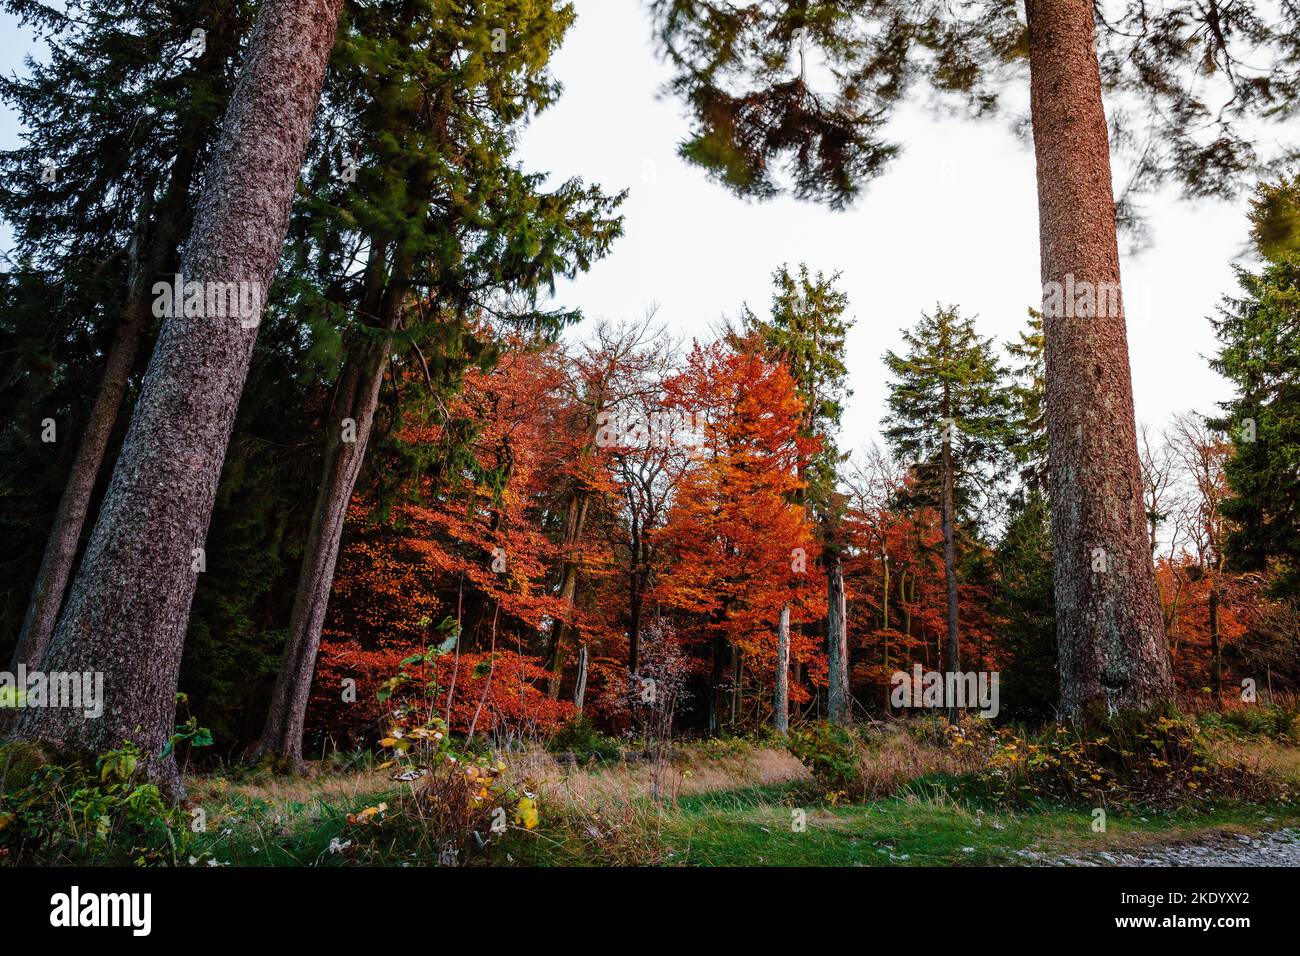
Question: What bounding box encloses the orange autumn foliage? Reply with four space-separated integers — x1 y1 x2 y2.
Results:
653 341 825 710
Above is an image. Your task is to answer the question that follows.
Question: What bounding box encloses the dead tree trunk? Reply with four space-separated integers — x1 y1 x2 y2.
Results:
774 603 790 734
1209 575 1222 703
573 644 589 713
1026 0 1174 721
941 428 960 722
827 557 850 725
9 0 347 792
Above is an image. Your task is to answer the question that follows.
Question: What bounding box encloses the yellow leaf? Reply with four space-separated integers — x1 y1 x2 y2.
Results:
514 797 539 830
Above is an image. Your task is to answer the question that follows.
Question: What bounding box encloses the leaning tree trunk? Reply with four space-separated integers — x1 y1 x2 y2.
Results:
9 0 347 792
253 263 403 765
941 432 960 722
826 557 849 725
774 603 790 734
9 124 208 674
1026 0 1174 721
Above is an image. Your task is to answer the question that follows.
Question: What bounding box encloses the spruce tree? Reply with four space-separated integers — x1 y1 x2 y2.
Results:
742 264 854 722
0 0 250 670
882 305 1013 717
253 0 624 763
1210 178 1300 594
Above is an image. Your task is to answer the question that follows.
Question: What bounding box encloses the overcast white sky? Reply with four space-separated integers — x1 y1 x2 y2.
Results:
515 0 1264 455
0 0 1269 454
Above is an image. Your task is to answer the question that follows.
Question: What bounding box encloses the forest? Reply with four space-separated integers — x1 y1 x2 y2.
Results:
1 0 1300 886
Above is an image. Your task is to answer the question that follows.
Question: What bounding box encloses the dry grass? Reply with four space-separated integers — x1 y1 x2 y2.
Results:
1207 736 1300 786
187 766 395 812
496 744 809 865
853 726 988 798
499 744 807 810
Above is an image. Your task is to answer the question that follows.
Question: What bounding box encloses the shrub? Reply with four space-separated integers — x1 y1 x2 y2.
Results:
548 716 622 765
0 743 192 866
1197 705 1299 742
973 714 1285 809
340 650 539 865
786 723 866 797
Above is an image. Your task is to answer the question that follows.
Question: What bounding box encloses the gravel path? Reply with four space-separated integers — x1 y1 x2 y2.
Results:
1024 828 1300 866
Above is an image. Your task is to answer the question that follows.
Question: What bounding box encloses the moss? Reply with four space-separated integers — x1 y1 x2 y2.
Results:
0 741 58 791
248 752 306 778
0 739 103 792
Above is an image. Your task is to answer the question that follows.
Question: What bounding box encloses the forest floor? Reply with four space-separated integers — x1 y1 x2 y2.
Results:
184 729 1300 867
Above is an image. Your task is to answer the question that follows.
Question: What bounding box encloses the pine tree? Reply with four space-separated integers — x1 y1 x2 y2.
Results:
882 306 1014 717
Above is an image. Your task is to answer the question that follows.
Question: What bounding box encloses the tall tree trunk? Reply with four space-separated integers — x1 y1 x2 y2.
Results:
881 549 890 631
774 602 790 734
9 0 347 791
709 634 728 734
546 488 590 697
1026 0 1174 721
826 556 849 724
573 644 588 713
1209 573 1222 704
900 569 912 643
941 432 960 722
628 563 643 676
253 255 404 764
10 123 209 673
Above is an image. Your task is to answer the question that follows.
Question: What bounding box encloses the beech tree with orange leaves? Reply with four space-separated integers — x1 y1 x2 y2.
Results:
654 339 824 731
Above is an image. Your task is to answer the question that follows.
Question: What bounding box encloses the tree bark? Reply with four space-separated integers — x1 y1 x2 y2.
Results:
628 565 643 675
546 488 590 697
9 0 347 792
709 634 727 733
1026 0 1174 721
941 429 960 722
826 556 849 724
253 254 404 764
1209 574 1222 703
774 602 790 734
573 644 588 712
10 120 208 673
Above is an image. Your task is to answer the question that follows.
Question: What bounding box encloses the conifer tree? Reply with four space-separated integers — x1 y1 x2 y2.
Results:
742 264 854 721
253 0 623 763
1210 178 1300 595
883 306 1013 717
10 0 348 790
1006 309 1048 501
0 0 251 670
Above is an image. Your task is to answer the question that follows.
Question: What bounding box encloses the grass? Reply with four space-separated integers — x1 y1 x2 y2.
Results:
655 783 1300 867
174 732 1300 868
10 717 1296 867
